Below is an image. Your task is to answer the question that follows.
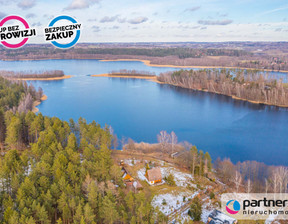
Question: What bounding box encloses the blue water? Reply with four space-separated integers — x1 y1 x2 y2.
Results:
1 59 288 166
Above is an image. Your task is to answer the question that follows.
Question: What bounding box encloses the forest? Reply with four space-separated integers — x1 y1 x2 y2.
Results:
0 76 166 224
0 70 65 79
214 158 288 195
0 76 43 114
0 46 250 59
109 70 156 77
1 44 287 71
157 69 288 107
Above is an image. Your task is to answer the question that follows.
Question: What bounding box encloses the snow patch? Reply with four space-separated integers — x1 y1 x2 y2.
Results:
160 167 195 188
137 168 147 181
152 191 198 216
124 159 139 166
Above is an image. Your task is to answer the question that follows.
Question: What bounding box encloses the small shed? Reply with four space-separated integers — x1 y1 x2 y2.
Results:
133 180 143 192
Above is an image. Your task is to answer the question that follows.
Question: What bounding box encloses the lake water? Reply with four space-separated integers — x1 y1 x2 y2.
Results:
0 59 288 166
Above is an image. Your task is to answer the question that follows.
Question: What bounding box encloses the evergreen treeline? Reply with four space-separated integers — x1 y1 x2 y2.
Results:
0 79 163 224
0 46 250 59
0 113 160 224
158 69 288 107
74 48 250 58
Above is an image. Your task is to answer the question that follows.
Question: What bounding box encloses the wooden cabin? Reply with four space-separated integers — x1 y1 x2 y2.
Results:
145 167 162 185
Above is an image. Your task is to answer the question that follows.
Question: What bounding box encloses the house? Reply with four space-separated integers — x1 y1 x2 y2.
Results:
122 166 134 182
123 173 133 182
207 210 237 224
145 167 162 185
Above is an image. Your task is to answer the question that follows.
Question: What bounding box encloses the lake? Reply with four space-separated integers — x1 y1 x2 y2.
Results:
0 59 287 166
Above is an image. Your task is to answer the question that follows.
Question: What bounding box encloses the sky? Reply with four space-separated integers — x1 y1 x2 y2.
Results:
0 0 287 43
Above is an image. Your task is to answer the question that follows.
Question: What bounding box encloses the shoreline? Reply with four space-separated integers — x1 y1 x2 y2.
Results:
32 95 47 113
92 73 288 108
99 59 288 74
1 58 288 74
91 73 158 80
6 75 72 81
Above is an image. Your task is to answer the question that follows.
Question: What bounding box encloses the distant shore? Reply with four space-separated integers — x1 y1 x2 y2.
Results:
1 58 288 74
91 73 157 80
92 73 288 108
6 75 72 81
32 95 47 113
91 73 164 84
99 59 288 73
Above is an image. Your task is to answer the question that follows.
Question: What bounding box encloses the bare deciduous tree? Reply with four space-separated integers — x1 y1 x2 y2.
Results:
274 166 288 194
265 178 269 194
170 131 178 154
234 171 242 193
246 179 251 194
157 130 170 152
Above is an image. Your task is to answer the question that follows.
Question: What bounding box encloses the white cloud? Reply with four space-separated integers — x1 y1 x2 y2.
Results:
32 22 41 26
117 18 126 23
65 0 100 10
92 25 100 32
198 19 233 25
17 0 36 10
26 13 36 18
0 11 6 19
128 17 148 24
100 15 118 23
184 6 201 12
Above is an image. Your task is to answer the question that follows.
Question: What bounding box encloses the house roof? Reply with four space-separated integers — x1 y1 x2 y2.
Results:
123 173 132 181
147 167 162 182
208 210 237 224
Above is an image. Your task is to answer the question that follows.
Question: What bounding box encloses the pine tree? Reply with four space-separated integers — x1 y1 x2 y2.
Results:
84 203 95 224
101 195 119 224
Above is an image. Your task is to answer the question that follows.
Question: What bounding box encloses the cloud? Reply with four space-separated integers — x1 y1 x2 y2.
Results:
117 18 126 23
275 28 282 32
0 0 10 4
127 17 148 24
219 13 228 17
17 0 36 9
26 13 36 18
100 15 118 23
110 25 119 29
65 0 100 10
32 22 41 26
198 19 233 25
88 18 97 22
184 6 201 12
0 12 6 19
43 14 54 20
92 25 100 32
